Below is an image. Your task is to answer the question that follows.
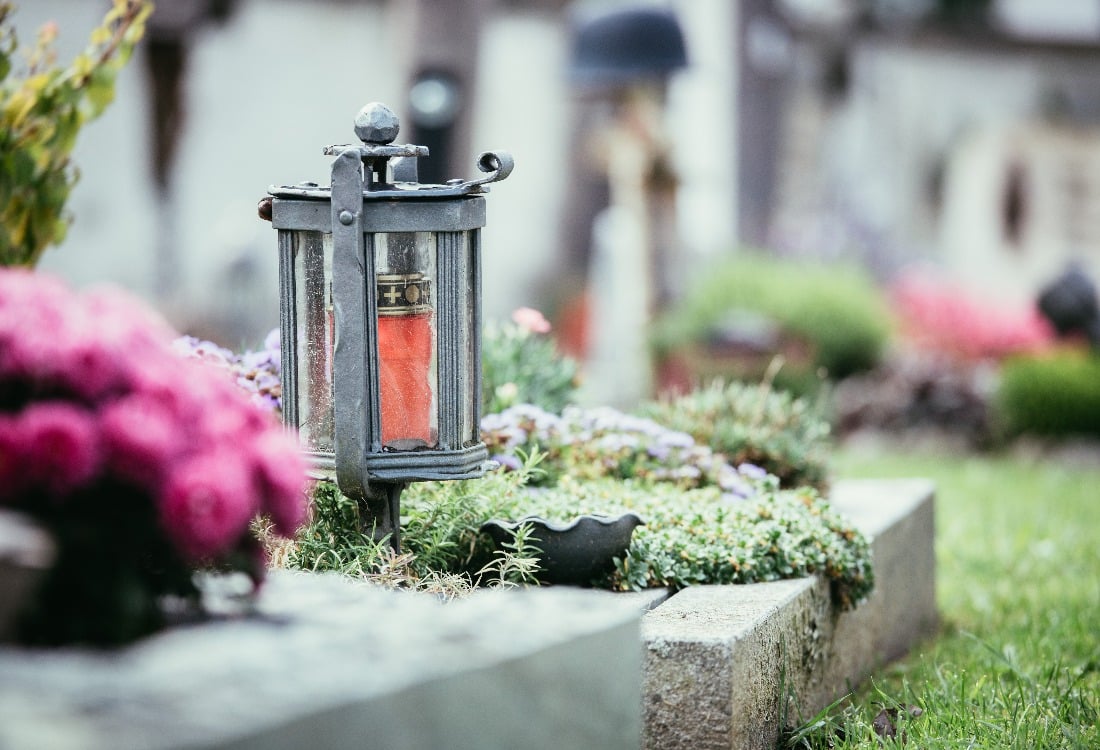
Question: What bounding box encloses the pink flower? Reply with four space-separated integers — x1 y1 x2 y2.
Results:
18 402 101 497
0 415 27 502
38 21 59 44
124 356 197 422
192 380 271 448
100 394 185 490
82 285 175 345
891 271 1054 360
250 430 308 535
511 306 552 335
160 452 259 561
57 335 131 402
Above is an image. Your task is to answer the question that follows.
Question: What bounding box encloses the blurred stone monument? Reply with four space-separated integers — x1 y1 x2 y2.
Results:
564 5 687 409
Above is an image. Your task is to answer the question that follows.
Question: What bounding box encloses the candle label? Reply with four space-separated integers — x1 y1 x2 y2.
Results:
378 273 432 316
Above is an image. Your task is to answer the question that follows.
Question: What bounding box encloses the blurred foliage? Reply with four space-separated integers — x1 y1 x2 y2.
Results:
832 351 997 448
0 0 150 267
637 378 832 491
651 252 893 395
481 316 579 415
994 350 1100 439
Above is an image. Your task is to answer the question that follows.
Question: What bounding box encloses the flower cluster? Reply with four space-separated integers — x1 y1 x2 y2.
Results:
481 403 771 501
890 270 1054 361
481 308 579 415
0 270 307 645
172 329 282 413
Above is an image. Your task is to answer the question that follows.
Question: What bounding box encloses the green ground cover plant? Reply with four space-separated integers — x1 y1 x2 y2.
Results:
505 474 872 607
282 393 872 607
285 463 874 608
783 445 1100 748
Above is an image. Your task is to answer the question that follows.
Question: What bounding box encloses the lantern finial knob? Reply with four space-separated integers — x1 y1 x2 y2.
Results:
354 102 400 145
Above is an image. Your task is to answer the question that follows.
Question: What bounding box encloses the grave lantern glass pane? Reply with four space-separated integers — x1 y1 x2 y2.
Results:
291 229 335 455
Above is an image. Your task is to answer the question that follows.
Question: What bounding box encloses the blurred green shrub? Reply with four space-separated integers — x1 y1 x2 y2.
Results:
995 351 1100 439
636 379 832 491
651 252 893 394
481 307 579 415
0 1 150 267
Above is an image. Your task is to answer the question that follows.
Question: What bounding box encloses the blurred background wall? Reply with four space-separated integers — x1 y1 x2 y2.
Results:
10 0 1100 349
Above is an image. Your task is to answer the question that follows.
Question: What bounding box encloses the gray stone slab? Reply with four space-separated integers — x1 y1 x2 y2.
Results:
0 479 934 750
641 478 937 750
0 572 642 750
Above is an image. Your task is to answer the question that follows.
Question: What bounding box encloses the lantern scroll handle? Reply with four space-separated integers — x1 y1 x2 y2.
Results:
459 151 514 190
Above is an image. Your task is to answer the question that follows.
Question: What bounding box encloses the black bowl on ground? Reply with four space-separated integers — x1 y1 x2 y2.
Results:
479 512 644 587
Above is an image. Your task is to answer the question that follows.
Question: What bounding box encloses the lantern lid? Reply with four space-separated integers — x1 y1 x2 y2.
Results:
268 102 512 201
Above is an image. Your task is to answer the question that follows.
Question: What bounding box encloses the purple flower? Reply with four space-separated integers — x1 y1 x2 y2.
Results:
655 430 695 450
172 329 283 413
250 392 281 412
718 470 754 500
262 328 280 354
738 463 768 481
171 336 234 368
491 454 523 472
647 443 672 461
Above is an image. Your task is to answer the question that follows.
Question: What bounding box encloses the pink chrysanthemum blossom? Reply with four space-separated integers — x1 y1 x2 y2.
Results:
0 415 27 502
0 269 310 645
160 452 260 561
250 430 309 536
99 394 184 490
18 402 102 496
0 268 308 565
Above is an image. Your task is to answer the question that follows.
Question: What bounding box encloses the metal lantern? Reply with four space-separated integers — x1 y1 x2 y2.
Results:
261 102 512 551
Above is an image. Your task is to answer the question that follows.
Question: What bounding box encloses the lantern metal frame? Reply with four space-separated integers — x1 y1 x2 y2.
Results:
264 103 512 550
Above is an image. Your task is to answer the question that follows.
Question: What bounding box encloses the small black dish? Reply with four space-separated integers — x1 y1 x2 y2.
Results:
479 512 644 586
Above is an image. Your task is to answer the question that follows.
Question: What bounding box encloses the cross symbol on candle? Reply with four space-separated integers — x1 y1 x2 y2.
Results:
383 286 402 305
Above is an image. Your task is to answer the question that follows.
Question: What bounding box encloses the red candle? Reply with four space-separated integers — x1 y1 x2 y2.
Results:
377 311 434 448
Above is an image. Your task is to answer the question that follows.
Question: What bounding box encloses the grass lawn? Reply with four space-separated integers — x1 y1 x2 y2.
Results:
784 441 1100 748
